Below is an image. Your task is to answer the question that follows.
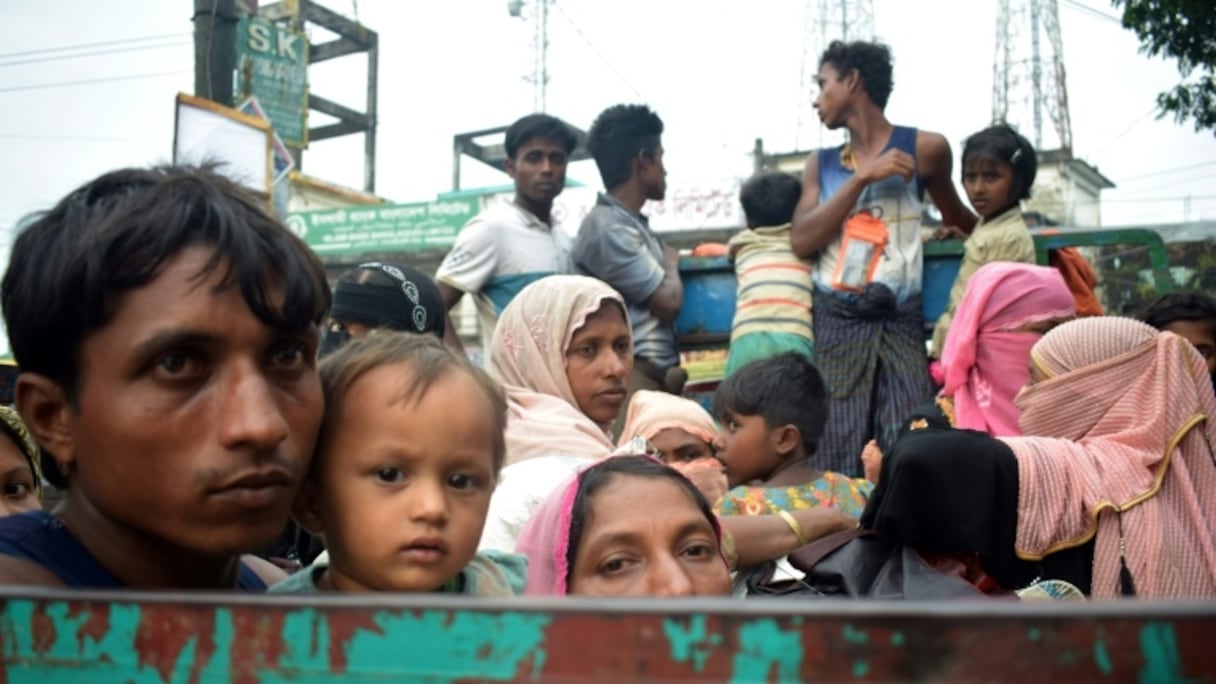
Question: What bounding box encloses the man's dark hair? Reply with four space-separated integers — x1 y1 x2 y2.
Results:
1137 291 1216 332
565 455 718 588
819 40 894 110
505 113 579 159
713 352 829 455
962 123 1039 203
1 164 331 400
586 104 664 190
739 172 803 228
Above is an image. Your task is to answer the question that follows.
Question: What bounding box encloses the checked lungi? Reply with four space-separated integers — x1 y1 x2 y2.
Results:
810 283 934 476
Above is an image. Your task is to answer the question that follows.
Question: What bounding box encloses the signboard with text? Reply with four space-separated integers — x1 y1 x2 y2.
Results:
285 201 478 256
236 15 309 147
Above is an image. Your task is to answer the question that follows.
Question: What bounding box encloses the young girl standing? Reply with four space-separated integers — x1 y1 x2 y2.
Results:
929 124 1038 361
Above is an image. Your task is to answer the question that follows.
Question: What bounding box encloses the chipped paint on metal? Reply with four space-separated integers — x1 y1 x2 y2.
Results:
1 595 1213 681
729 619 802 683
341 610 550 681
1138 622 1193 684
664 615 722 673
1093 638 1113 676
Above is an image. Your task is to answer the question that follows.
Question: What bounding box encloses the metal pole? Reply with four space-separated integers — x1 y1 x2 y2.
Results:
1030 0 1044 150
193 0 239 105
365 41 378 193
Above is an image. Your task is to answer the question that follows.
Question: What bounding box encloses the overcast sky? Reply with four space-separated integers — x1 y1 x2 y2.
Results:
4 0 1214 226
2 1 1214 236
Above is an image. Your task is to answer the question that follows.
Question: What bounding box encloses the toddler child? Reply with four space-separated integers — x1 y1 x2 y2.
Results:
725 172 815 375
271 332 526 595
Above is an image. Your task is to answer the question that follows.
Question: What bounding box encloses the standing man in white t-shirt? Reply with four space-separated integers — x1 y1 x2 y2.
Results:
436 114 579 355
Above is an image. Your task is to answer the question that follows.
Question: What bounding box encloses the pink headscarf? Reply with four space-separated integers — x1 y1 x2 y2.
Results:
514 466 584 595
514 455 727 596
616 390 717 447
489 275 626 465
940 262 1074 436
1003 317 1216 598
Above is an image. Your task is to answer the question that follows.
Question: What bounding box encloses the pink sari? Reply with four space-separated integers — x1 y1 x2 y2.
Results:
939 262 1074 436
1004 317 1216 598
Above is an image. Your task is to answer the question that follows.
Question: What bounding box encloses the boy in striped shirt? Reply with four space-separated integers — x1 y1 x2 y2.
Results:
725 172 815 376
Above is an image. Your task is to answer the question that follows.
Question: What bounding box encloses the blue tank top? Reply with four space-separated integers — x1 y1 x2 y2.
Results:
815 125 927 301
0 511 267 590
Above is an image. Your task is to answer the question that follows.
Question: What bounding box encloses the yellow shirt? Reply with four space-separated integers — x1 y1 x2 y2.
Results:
929 207 1036 357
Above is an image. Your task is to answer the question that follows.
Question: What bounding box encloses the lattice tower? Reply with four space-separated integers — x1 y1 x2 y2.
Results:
794 0 875 150
992 0 1072 154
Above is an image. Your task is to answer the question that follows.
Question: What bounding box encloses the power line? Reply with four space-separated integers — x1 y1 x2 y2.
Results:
0 134 145 142
1089 104 1160 159
0 70 189 94
0 33 191 60
0 40 190 68
1108 196 1216 203
552 4 646 101
1058 0 1123 26
1111 174 1216 195
1118 160 1216 183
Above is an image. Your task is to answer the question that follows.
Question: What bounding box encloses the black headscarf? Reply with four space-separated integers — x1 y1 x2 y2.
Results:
861 427 1094 593
319 262 446 356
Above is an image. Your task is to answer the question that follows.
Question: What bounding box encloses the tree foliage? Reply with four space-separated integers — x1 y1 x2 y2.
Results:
1111 0 1216 133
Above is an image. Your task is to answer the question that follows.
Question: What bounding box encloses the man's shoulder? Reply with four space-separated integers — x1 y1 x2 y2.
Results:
0 512 65 586
911 128 950 154
578 201 645 239
461 201 530 232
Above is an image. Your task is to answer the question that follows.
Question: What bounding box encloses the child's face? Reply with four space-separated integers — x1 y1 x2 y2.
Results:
303 363 498 592
962 156 1016 220
711 411 781 488
568 474 731 597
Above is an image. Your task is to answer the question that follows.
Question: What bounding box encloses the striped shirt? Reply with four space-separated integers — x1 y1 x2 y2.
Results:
728 224 814 342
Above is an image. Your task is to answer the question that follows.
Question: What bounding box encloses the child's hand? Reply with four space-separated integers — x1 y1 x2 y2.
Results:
669 457 729 505
861 439 884 484
932 225 967 241
858 148 915 185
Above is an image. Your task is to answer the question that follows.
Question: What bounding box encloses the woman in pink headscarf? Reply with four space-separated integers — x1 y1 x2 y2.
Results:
864 317 1216 598
516 455 733 596
617 390 728 505
862 263 1074 480
479 275 631 551
937 261 1075 436
480 276 856 562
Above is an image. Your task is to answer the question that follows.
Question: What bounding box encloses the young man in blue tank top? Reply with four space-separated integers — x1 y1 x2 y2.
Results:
789 40 977 476
0 165 331 590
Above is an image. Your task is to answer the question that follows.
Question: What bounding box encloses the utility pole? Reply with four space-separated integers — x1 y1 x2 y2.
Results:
993 0 1072 154
193 0 239 105
509 0 550 113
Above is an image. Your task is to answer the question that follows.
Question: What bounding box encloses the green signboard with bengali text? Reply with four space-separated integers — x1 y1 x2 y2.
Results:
235 15 309 147
285 200 478 256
